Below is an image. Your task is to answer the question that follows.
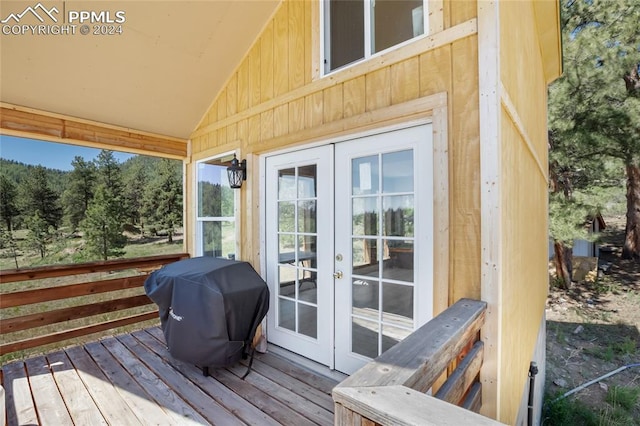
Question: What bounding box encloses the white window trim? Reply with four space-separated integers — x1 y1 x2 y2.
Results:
320 0 430 76
194 151 240 258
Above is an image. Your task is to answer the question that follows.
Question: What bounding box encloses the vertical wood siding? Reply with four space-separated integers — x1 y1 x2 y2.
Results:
498 1 551 423
189 1 481 311
185 0 559 421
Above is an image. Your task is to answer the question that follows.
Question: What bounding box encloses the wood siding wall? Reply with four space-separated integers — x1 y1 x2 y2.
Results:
188 0 481 315
497 1 553 422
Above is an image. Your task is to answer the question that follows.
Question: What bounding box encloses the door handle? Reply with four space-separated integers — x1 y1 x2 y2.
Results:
333 271 343 279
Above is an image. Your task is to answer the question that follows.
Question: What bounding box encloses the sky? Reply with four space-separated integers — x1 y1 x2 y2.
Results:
0 135 134 171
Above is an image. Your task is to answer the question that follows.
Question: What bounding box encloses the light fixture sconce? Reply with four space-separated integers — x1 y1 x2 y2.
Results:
227 154 247 189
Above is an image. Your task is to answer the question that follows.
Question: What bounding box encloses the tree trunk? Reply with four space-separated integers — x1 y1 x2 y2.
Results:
622 163 640 260
623 64 640 93
553 241 573 289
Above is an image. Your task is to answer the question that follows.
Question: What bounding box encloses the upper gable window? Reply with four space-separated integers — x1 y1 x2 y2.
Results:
323 0 428 73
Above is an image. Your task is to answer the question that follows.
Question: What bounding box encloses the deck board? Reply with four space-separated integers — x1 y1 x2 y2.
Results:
83 340 178 425
24 356 74 426
1 327 339 426
133 330 282 426
239 357 335 411
226 363 334 425
116 333 242 426
2 361 38 425
64 345 143 425
47 351 107 425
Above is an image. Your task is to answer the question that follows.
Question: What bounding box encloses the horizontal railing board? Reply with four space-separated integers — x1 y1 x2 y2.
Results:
0 253 188 284
1 295 153 334
333 386 502 426
462 381 483 413
336 298 486 393
0 275 147 309
0 311 158 355
434 340 484 405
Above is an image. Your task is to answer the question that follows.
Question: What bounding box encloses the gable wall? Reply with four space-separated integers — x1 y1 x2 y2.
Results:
188 0 482 316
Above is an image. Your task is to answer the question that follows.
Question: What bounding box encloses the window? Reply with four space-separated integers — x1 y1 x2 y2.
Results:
196 155 237 259
323 0 427 73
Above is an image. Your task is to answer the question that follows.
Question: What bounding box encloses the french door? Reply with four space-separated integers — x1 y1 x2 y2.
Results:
265 124 433 374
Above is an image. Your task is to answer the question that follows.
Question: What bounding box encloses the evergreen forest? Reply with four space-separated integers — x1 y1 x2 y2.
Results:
0 150 183 269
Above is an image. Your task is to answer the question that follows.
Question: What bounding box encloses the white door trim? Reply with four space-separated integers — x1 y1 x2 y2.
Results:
259 118 447 372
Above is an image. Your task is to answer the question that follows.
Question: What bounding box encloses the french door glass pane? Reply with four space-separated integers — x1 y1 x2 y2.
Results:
382 282 413 324
278 168 296 199
382 150 413 192
353 197 378 236
352 238 379 277
298 304 318 338
382 324 412 352
298 200 317 233
383 240 414 281
352 155 379 195
352 278 379 313
279 265 296 297
279 298 295 331
278 202 295 232
383 195 414 237
352 318 379 358
298 165 317 198
299 271 318 303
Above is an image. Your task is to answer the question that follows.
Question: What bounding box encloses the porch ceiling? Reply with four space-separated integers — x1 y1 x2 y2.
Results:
0 1 280 139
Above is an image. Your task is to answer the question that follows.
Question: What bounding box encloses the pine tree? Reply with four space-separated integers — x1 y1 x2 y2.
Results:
80 150 126 260
0 174 19 232
18 165 63 230
550 0 640 265
143 159 182 243
62 156 96 231
81 185 127 260
122 158 148 232
0 227 19 268
25 211 50 259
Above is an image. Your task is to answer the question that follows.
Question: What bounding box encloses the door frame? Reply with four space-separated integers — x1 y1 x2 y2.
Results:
259 116 450 370
333 123 434 374
263 144 335 367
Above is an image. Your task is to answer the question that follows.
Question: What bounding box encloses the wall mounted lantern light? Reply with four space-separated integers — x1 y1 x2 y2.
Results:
227 154 247 189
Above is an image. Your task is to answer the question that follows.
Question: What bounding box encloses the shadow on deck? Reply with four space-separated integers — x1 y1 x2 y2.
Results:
1 327 338 425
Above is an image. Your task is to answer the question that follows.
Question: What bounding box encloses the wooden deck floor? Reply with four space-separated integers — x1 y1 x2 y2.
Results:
1 327 340 425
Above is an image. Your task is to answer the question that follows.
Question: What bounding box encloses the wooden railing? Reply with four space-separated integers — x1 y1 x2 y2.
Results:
333 298 502 425
0 253 188 357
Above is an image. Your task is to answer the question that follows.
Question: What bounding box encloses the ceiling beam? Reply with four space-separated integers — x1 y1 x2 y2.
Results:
1 103 188 159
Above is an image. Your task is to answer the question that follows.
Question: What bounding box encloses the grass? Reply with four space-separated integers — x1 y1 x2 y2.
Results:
0 229 184 365
583 335 638 362
543 394 600 426
613 337 638 357
544 388 640 426
1 230 184 270
606 386 640 411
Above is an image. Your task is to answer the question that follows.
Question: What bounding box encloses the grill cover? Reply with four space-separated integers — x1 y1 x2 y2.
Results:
144 257 269 368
